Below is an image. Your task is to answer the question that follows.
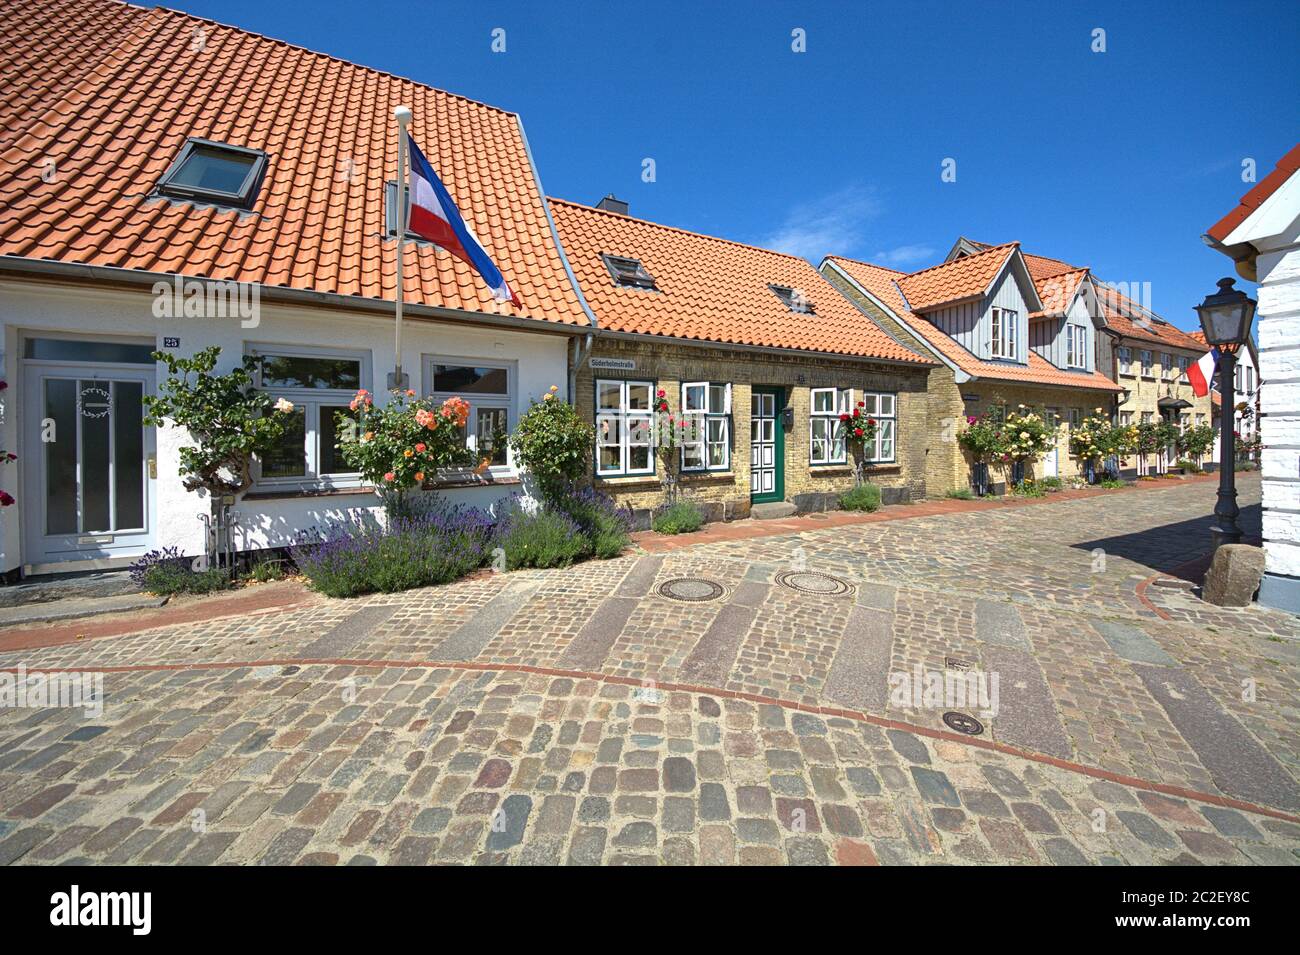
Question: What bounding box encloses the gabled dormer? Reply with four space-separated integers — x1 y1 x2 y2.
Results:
1029 269 1099 373
893 243 1041 365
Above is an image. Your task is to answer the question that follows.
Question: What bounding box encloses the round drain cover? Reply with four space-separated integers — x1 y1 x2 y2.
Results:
656 577 725 603
774 570 854 597
943 711 984 736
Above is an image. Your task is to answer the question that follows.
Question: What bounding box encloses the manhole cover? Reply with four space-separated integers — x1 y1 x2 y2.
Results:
656 577 725 603
774 570 854 597
943 711 984 736
944 657 972 672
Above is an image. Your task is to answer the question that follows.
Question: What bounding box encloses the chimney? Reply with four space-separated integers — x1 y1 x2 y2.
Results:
595 194 629 216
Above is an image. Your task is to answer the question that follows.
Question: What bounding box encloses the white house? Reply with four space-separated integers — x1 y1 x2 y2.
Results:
1204 143 1300 612
0 0 594 575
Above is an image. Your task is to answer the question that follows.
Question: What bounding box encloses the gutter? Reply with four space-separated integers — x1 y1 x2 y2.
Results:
592 326 936 370
0 256 588 338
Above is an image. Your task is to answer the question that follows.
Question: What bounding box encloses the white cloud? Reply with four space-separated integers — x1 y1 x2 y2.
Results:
872 243 937 268
758 185 882 261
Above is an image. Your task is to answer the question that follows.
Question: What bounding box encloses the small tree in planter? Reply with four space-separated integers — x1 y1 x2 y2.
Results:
999 406 1054 487
840 400 879 486
1175 422 1215 469
1070 408 1128 483
651 388 692 507
335 388 478 520
508 385 594 505
957 414 1007 496
142 347 294 569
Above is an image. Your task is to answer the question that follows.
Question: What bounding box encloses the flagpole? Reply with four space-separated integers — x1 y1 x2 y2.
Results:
391 105 412 391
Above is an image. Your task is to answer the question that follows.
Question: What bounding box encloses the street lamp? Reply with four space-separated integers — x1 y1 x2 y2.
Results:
1194 277 1257 549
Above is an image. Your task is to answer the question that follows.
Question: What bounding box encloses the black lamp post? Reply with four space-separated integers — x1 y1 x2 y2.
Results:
1194 277 1256 550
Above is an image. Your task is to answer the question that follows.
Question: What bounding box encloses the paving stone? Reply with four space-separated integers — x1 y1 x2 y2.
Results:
886 730 931 765
1115 811 1177 850
611 821 656 849
910 767 960 807
1200 807 1264 841
662 756 696 792
699 782 731 821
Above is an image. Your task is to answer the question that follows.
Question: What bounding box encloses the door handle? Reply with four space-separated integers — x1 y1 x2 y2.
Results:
148 455 157 479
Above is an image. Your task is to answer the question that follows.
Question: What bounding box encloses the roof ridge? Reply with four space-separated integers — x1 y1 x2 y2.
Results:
547 197 813 265
148 2 519 117
900 241 1018 279
823 254 907 275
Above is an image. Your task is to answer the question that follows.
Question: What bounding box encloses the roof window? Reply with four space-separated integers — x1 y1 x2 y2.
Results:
603 254 657 290
770 284 814 314
156 138 266 208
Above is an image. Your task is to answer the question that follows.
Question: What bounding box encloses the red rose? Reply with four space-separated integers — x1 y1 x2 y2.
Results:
839 413 850 422
867 417 876 425
853 428 864 437
0 491 14 506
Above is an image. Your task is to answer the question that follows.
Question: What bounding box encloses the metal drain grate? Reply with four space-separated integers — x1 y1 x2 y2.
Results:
944 657 972 672
943 711 984 735
656 577 725 603
774 570 854 597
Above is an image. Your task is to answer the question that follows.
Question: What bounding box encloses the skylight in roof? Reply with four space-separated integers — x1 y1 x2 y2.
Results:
602 254 657 290
156 138 266 208
769 284 814 314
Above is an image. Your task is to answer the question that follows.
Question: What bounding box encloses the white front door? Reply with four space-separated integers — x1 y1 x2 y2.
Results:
22 359 156 566
1042 408 1060 478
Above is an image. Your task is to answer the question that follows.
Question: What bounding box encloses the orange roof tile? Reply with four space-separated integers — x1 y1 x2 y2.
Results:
895 243 1019 312
0 0 589 327
1207 143 1300 242
548 198 930 364
1031 267 1090 317
824 255 1121 393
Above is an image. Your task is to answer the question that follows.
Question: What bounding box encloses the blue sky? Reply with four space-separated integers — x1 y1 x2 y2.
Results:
181 0 1296 330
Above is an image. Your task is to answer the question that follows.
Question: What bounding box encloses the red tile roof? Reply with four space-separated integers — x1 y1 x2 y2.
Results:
548 198 930 364
824 255 1121 392
0 0 589 326
1206 143 1300 242
895 243 1020 311
1032 267 1090 317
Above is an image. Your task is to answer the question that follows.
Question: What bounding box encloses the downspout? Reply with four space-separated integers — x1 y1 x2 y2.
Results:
569 332 594 405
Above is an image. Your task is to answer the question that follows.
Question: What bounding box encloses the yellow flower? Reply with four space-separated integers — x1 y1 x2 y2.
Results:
543 393 554 401
549 385 559 393
403 449 414 458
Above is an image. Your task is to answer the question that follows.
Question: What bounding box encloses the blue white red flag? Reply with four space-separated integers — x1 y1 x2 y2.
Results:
405 133 522 307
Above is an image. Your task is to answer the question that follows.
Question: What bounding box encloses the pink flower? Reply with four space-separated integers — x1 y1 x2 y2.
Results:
414 442 426 453
0 491 13 507
383 472 396 483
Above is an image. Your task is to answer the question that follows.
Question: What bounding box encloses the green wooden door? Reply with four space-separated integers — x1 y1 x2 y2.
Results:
750 386 784 503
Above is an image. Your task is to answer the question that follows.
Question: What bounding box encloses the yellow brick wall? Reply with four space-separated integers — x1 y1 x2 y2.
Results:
575 337 930 516
1112 341 1214 470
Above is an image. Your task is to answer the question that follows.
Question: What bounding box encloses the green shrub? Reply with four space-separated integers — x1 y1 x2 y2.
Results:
243 555 287 583
1037 476 1064 491
1010 480 1045 498
653 500 704 534
496 504 592 569
142 562 231 596
508 391 594 503
840 483 882 512
945 487 974 500
1099 478 1125 489
555 487 633 559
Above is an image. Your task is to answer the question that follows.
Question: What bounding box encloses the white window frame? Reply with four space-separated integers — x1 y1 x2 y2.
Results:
1117 346 1133 376
1065 324 1087 369
249 344 370 490
680 381 731 472
990 307 1018 359
1140 349 1153 378
422 356 517 477
1160 352 1174 381
809 387 851 465
1178 355 1190 383
595 379 654 477
859 391 897 463
1068 407 1083 429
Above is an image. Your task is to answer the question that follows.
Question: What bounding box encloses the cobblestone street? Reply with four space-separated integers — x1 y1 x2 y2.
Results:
2 474 1298 865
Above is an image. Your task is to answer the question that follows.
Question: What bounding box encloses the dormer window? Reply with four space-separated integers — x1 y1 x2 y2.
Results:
769 285 814 314
602 254 657 290
990 306 1018 359
156 138 266 208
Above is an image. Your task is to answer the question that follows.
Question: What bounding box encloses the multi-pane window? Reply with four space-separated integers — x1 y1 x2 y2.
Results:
1119 411 1133 426
595 379 653 476
1244 366 1255 393
1140 350 1153 377
1161 353 1174 380
1117 346 1133 376
680 382 730 472
424 359 514 469
1178 356 1189 382
809 387 851 465
990 307 1018 359
1141 411 1153 424
252 347 366 487
1068 408 1083 429
1065 324 1087 368
1234 366 1243 392
859 392 897 462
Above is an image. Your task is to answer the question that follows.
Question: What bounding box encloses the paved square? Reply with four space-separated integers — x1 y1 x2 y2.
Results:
2 475 1298 865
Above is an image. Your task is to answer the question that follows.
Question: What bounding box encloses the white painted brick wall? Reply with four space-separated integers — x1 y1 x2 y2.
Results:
1262 380 1300 414
1265 415 1300 445
1262 347 1300 379
1263 537 1300 577
1262 480 1300 510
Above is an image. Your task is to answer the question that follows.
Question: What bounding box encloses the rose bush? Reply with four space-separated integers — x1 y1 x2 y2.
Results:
840 400 879 484
507 385 594 504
